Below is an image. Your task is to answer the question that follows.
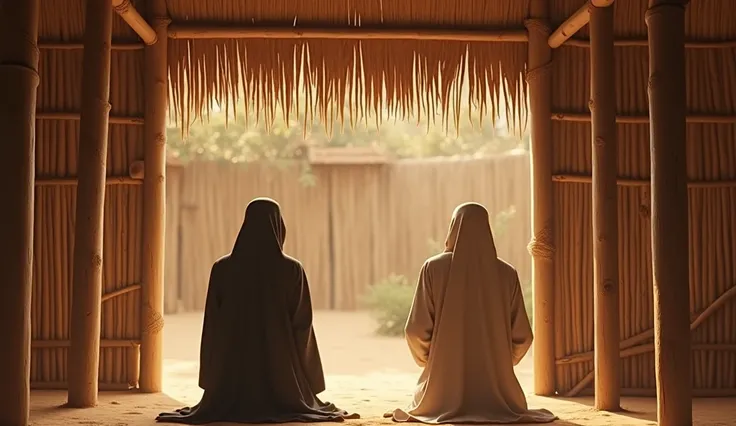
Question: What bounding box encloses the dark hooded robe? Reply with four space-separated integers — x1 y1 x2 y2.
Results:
387 202 556 424
157 198 356 424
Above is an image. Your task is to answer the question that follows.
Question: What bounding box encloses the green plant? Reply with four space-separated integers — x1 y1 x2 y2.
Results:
361 274 415 337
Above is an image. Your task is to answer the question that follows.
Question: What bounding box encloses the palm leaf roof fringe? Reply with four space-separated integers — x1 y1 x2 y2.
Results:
164 0 530 135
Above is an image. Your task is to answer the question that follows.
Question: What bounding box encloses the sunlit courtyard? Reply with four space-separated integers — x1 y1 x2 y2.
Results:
28 311 735 425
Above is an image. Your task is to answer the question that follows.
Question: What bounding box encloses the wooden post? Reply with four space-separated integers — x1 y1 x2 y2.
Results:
139 0 168 393
0 1 40 424
646 1 692 424
67 0 113 408
589 1 620 411
525 0 556 396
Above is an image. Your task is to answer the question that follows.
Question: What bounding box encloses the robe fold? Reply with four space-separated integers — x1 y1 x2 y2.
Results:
157 198 356 424
390 202 557 424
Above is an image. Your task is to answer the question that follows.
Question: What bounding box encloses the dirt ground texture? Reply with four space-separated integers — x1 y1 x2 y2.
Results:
29 311 736 425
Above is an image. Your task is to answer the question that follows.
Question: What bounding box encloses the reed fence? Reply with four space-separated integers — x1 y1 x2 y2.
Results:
165 153 532 312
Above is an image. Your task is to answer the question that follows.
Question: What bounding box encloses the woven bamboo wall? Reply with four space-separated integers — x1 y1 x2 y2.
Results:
550 0 736 395
168 153 530 312
32 2 145 389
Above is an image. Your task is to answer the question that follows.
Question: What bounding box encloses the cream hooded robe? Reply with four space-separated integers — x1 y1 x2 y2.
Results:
390 202 556 424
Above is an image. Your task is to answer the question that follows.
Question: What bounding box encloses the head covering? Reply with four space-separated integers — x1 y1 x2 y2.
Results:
444 202 498 259
232 197 286 258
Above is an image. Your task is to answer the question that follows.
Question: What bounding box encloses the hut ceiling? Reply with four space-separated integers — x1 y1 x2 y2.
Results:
37 0 736 135
165 0 531 134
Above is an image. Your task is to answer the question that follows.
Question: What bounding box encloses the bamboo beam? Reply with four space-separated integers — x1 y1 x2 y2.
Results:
32 339 140 349
36 111 144 125
560 343 736 366
552 112 736 124
525 2 556 396
168 24 528 42
112 0 157 45
67 0 113 409
647 1 692 424
0 0 40 424
35 176 142 186
39 42 144 51
139 0 169 393
558 285 736 367
577 387 736 398
589 1 620 411
32 382 133 391
552 174 736 188
548 1 593 49
563 38 736 48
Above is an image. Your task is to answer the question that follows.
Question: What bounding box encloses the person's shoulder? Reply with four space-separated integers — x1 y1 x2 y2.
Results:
282 254 304 273
423 252 452 272
212 254 231 269
497 258 519 280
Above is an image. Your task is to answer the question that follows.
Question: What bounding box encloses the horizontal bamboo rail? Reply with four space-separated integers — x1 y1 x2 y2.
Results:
168 24 529 42
552 174 736 188
576 387 736 398
38 42 144 51
31 382 133 391
36 111 144 125
552 112 736 124
35 176 143 186
112 0 156 45
564 38 736 49
36 163 144 186
562 285 736 396
37 33 736 50
32 339 140 348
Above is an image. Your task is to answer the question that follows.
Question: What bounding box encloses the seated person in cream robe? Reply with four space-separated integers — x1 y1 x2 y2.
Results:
388 202 556 424
157 198 357 424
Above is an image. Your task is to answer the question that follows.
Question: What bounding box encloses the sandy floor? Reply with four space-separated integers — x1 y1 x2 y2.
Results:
29 311 736 425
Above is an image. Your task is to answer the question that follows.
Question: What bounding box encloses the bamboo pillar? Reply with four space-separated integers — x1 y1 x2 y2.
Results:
139 0 169 393
646 1 692 425
589 1 620 411
0 1 40 424
525 0 556 396
67 0 113 408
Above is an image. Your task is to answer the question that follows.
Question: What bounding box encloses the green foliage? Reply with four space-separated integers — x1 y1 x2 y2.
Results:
361 274 415 337
365 205 528 337
166 107 527 166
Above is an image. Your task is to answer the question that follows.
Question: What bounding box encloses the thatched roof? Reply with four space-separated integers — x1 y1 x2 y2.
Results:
38 0 736 135
40 0 529 134
165 0 530 134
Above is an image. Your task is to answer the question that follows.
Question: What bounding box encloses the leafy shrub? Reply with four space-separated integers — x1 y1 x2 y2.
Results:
361 274 415 337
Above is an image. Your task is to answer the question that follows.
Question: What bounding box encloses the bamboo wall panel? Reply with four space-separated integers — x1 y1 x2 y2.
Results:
550 0 736 395
32 1 144 388
164 0 529 134
170 154 531 311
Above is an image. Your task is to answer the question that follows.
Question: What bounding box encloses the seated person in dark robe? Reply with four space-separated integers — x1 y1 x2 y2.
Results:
157 197 357 424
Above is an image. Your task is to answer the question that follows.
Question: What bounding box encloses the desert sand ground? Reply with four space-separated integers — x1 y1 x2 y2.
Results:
29 311 735 425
